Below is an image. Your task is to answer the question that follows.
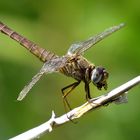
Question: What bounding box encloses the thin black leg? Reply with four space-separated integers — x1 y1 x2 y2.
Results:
61 81 80 111
85 82 91 101
62 81 81 98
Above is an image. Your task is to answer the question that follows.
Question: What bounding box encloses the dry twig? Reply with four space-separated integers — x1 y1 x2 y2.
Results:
9 76 140 140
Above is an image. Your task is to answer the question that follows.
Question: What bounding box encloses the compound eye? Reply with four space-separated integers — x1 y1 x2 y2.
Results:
91 68 102 84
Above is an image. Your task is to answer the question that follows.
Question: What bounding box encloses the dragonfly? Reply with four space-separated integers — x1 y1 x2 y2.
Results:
0 21 125 109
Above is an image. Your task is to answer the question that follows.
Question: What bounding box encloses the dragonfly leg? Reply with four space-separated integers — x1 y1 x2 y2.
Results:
61 81 80 110
85 83 102 107
85 82 92 101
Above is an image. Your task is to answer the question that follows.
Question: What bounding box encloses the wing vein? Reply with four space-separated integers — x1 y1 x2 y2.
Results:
68 23 125 55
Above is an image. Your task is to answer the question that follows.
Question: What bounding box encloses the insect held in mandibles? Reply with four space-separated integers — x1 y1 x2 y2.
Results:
0 21 125 110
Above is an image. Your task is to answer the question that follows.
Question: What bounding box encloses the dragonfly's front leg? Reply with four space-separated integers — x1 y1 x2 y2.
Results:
85 82 92 101
85 82 102 107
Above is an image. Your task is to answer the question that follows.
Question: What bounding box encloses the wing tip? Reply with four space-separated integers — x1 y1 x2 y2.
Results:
17 94 24 101
16 90 28 101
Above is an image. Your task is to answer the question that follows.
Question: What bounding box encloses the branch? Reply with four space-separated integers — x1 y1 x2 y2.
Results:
9 76 140 140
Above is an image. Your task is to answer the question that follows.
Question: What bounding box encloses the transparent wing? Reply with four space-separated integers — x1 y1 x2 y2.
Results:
17 57 67 101
114 92 128 104
67 23 125 55
17 69 46 101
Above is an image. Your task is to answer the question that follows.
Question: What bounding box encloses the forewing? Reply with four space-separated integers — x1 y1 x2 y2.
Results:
17 57 67 101
67 23 125 55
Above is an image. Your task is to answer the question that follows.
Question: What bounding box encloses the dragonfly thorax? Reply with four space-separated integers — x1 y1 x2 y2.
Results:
59 55 94 81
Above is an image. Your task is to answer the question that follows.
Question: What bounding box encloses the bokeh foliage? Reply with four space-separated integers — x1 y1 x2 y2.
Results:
0 0 140 140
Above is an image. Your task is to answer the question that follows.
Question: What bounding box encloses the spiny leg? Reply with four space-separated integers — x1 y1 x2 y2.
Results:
61 81 80 111
85 82 101 106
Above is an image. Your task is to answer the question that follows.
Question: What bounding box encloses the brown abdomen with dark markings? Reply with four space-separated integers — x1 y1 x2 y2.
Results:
0 21 58 62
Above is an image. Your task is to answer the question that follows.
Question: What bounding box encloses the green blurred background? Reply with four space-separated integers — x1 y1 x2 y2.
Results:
0 0 140 140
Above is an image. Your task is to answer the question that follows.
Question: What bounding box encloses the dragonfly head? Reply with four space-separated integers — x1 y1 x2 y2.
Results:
91 66 109 90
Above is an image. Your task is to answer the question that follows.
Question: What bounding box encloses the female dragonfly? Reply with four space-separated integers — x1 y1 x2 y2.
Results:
0 21 125 109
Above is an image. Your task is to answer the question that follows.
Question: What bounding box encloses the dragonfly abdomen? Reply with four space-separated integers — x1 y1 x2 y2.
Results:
0 21 58 62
